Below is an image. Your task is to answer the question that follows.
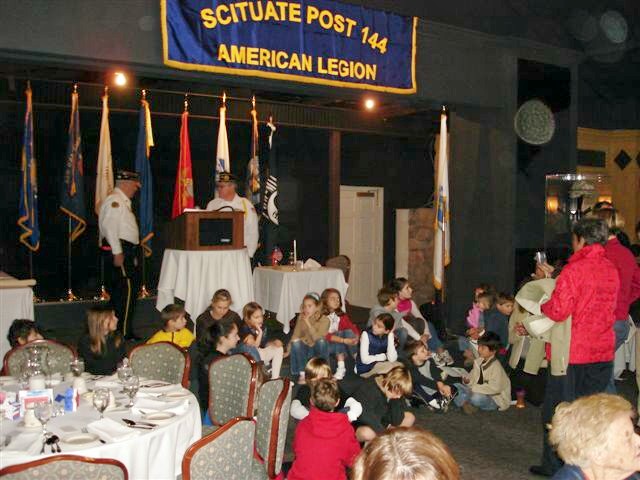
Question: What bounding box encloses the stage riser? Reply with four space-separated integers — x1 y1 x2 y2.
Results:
35 298 162 349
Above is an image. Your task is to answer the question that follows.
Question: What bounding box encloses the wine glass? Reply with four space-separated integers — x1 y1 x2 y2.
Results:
92 388 110 419
117 361 133 393
70 359 85 377
34 401 53 436
122 375 140 409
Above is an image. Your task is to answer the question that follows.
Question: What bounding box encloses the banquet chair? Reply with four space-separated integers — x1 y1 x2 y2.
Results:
129 341 191 387
208 353 259 427
251 377 293 479
183 417 255 480
2 339 76 377
326 254 351 283
0 454 128 480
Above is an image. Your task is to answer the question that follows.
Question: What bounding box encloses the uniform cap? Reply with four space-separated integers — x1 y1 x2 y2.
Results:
115 170 141 182
216 171 238 184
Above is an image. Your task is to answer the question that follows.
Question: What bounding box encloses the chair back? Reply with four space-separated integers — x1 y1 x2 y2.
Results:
208 353 259 426
129 341 191 387
255 378 293 479
326 255 351 283
3 339 75 377
0 454 128 480
182 417 255 480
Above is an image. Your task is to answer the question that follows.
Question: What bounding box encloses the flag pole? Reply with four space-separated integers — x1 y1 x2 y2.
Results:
138 250 151 298
28 250 41 303
65 217 79 301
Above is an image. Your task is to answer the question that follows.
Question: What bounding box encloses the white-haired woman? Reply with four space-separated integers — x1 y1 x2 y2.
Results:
549 393 640 480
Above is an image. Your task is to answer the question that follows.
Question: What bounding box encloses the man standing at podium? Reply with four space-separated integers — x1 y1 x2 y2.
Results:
99 170 142 340
206 172 259 259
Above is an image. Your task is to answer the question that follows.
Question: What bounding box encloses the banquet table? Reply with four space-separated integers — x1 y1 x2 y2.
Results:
0 377 202 479
253 266 348 333
0 273 35 361
156 249 253 328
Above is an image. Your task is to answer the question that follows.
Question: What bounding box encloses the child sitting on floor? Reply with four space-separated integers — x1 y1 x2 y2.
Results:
236 302 284 379
356 313 401 378
402 340 458 412
7 319 43 348
321 288 360 380
368 287 416 349
389 277 454 366
291 357 362 422
288 293 330 384
453 331 511 414
350 365 415 442
147 304 195 349
194 289 241 336
459 290 495 365
482 292 514 350
288 378 361 480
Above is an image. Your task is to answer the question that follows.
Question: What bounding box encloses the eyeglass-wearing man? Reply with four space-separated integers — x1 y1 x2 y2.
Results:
205 172 259 259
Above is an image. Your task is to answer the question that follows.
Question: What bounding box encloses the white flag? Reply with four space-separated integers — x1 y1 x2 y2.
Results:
216 104 230 175
433 111 450 290
95 93 114 214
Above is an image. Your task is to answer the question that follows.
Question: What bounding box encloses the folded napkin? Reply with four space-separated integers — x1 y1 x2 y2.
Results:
86 417 140 443
2 432 42 456
132 397 189 416
304 258 321 269
94 374 121 389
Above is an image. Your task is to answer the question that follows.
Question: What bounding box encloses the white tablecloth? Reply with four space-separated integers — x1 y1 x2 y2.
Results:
0 273 35 361
0 381 202 480
253 266 348 333
156 249 253 323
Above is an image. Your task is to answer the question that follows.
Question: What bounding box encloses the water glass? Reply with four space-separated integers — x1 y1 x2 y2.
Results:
34 401 53 436
70 359 85 377
92 388 110 419
122 375 140 408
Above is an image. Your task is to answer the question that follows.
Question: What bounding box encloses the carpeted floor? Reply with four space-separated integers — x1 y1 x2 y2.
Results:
274 306 639 480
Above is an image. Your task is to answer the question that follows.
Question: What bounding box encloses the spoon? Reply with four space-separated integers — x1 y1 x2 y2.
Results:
121 418 155 429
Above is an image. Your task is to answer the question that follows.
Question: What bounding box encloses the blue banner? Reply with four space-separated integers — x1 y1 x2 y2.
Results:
161 0 417 94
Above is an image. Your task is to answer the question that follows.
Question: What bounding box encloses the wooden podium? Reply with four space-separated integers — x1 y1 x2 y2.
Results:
165 211 244 251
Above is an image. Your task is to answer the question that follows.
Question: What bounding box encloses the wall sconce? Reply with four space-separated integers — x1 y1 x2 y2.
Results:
597 195 612 204
546 196 559 213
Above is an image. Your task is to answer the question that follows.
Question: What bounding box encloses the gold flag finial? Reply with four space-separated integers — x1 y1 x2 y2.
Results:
222 91 226 105
184 93 189 112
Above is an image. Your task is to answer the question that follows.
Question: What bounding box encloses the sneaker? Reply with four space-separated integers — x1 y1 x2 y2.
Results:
432 353 446 367
441 350 455 366
462 402 478 415
335 366 346 380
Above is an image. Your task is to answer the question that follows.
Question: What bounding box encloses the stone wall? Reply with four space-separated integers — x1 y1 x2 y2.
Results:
396 208 435 306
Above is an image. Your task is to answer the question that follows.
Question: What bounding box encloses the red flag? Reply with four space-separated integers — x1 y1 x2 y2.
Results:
171 110 194 219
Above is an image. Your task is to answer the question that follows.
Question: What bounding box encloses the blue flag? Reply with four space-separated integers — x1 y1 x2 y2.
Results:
60 88 87 242
135 97 154 257
18 85 40 251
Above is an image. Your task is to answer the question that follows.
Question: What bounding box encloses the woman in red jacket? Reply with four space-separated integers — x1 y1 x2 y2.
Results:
530 218 620 478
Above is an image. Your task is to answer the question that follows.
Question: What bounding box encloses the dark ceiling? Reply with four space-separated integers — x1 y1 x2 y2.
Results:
350 0 640 102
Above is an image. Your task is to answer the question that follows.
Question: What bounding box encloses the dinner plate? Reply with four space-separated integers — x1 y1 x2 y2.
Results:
143 411 176 423
162 390 190 399
62 433 99 445
0 376 17 386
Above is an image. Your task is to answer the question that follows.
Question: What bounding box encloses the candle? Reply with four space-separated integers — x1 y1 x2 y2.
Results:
293 240 297 264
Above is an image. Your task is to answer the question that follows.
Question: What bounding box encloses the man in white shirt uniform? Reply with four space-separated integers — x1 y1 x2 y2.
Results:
99 170 142 340
206 172 259 259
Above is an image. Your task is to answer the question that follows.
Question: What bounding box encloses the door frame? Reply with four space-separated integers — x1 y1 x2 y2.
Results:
339 185 384 307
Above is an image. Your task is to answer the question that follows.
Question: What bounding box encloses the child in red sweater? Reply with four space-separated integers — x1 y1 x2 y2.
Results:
288 378 361 480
